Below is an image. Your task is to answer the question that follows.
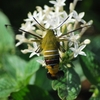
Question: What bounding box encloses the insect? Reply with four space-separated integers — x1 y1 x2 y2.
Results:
41 29 64 80
5 17 90 80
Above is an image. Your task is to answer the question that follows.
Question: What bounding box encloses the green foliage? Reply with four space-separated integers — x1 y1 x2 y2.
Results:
0 54 40 99
11 86 29 100
89 86 100 100
52 67 81 100
1 54 27 79
0 11 15 55
0 54 26 98
88 36 100 55
0 11 42 100
34 67 52 91
79 49 100 85
0 69 16 98
90 97 100 100
12 85 54 100
79 48 100 99
24 56 41 84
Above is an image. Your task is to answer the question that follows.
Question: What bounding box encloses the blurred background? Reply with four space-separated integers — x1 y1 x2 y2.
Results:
0 0 100 100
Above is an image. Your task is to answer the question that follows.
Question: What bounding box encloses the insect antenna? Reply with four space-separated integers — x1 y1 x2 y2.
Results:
33 17 46 31
5 24 42 39
58 25 91 38
53 16 69 30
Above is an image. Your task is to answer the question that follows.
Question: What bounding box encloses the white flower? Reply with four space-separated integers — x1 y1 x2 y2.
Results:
43 5 54 15
44 15 60 29
81 20 93 27
43 11 74 29
20 21 35 32
79 20 93 36
61 11 75 25
16 33 27 46
70 43 86 58
67 32 80 47
73 10 86 24
44 11 66 29
69 3 74 12
24 12 34 22
49 0 66 7
35 6 45 22
21 44 40 58
37 59 46 66
24 11 39 26
83 39 91 45
15 0 93 59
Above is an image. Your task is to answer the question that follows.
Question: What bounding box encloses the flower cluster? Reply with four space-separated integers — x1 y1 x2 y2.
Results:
16 0 93 60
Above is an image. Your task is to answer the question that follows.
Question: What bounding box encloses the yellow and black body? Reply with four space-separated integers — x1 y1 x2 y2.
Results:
41 30 64 80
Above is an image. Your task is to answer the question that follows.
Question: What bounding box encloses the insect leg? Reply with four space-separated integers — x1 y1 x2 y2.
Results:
35 45 42 53
57 38 68 52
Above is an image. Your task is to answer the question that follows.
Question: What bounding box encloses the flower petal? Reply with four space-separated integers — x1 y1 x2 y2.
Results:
79 51 86 56
79 12 85 18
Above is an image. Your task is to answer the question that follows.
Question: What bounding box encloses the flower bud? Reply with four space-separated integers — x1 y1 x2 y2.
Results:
84 39 91 44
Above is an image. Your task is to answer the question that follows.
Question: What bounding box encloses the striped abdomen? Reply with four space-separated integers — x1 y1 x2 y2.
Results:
41 30 64 79
44 49 59 67
43 49 64 80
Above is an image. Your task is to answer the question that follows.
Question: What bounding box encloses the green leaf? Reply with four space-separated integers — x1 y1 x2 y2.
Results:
89 87 100 100
11 86 29 100
0 54 27 98
0 98 8 100
1 54 27 80
89 97 100 100
12 85 54 100
0 11 15 55
0 70 17 98
52 67 81 100
87 36 100 55
0 54 41 98
89 85 100 100
24 56 41 84
35 67 52 91
79 49 100 85
2 54 40 85
25 56 41 76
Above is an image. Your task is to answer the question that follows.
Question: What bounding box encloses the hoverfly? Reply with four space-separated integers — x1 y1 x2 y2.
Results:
5 17 90 80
